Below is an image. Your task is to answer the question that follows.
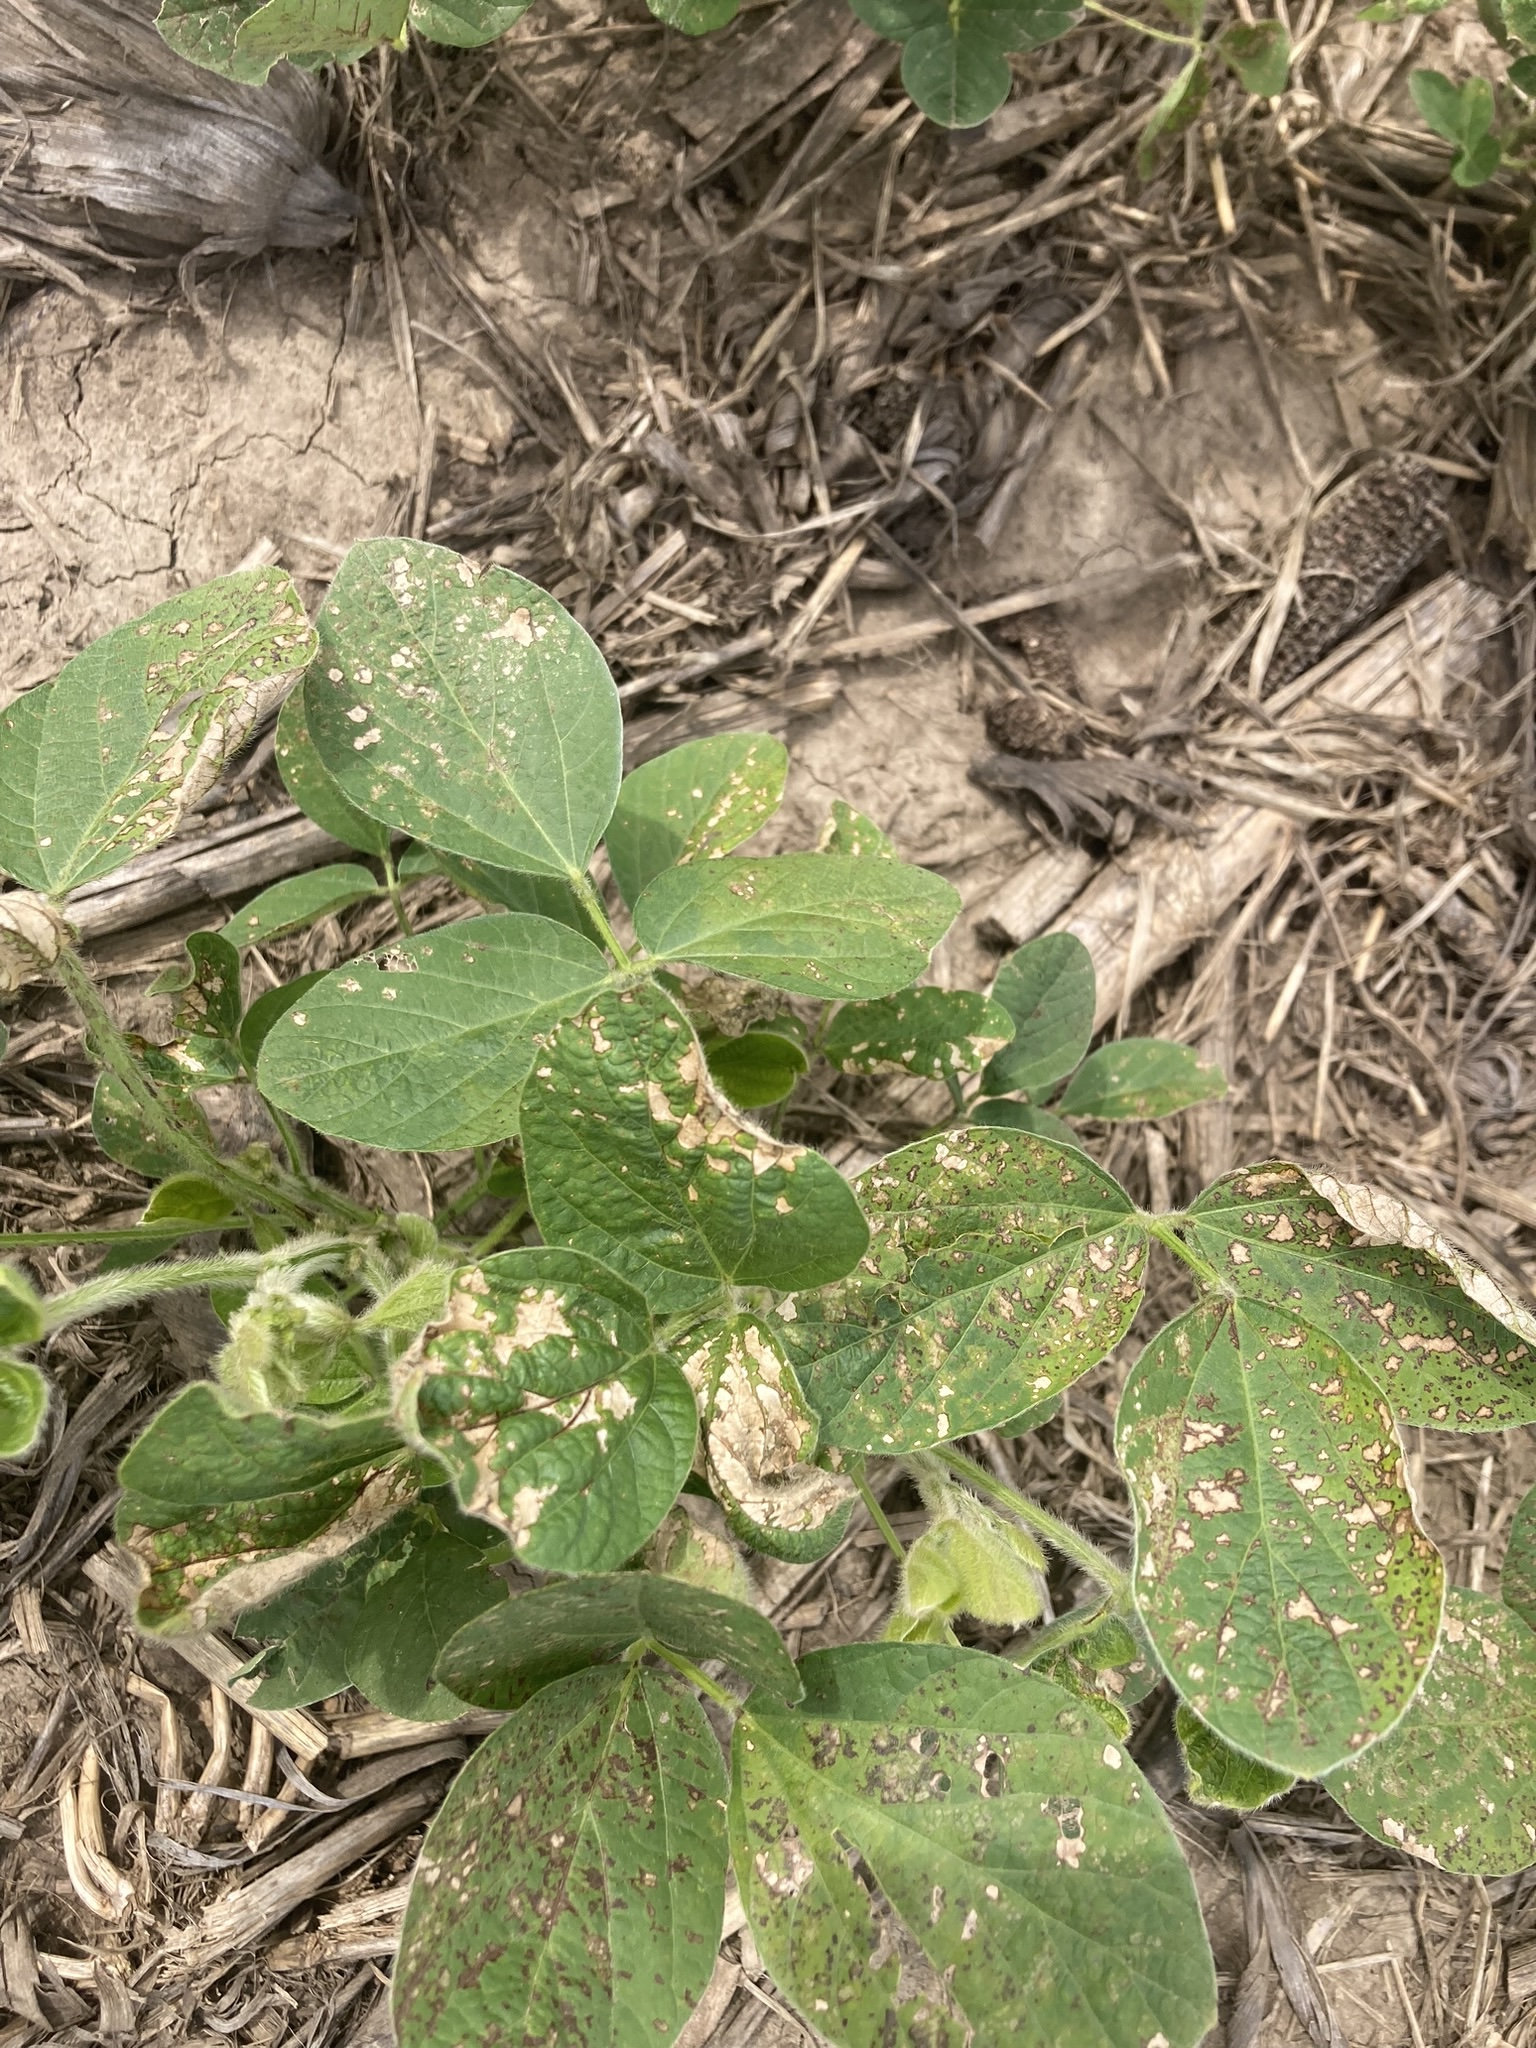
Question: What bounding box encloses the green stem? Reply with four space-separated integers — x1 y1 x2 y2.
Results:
944 1073 968 1119
381 846 414 938
1081 0 1197 44
851 1458 906 1564
643 1639 739 1712
930 1445 1132 1608
1145 1215 1225 1292
267 1101 311 1181
572 871 632 968
39 1238 351 1332
1008 1596 1111 1668
468 1207 528 1258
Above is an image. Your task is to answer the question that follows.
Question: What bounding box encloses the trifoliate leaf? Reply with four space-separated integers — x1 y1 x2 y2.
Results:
1218 19 1291 94
1137 52 1210 175
606 733 788 908
1057 1039 1226 1121
91 1072 211 1178
411 847 601 941
1176 1704 1295 1811
824 988 1014 1082
142 1175 237 1227
980 932 1096 1098
237 972 324 1070
155 2 273 84
235 0 406 65
222 866 381 948
1017 1610 1160 1731
0 1359 48 1458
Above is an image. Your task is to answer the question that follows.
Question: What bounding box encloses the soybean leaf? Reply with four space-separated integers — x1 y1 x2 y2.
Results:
1180 1160 1536 1428
1323 1591 1536 1872
1411 65 1478 140
606 734 788 909
235 0 406 64
851 0 1081 128
257 913 613 1151
305 540 622 879
732 1642 1217 2048
1411 69 1501 184
394 1248 696 1573
681 1316 857 1563
1512 53 1536 91
407 0 532 44
152 931 245 1045
238 1514 412 1709
394 1665 728 2048
634 853 959 999
222 866 380 948
143 1175 236 1227
703 1028 808 1108
780 1127 1146 1453
91 1073 211 1178
824 988 1015 1083
993 1389 1063 1435
346 1523 507 1721
1020 1611 1161 1733
436 1569 800 1709
413 846 601 941
971 1100 1078 1145
0 1269 44 1348
1058 1039 1226 1121
817 799 894 858
0 571 315 895
1118 1296 1443 1776
1176 1705 1295 1811
120 1384 403 1503
1138 52 1210 175
96 1225 203 1275
645 0 741 32
1218 19 1291 94
520 981 869 1313
155 1 273 82
275 680 391 857
1501 1481 1536 1630
980 932 1095 1098
0 1360 47 1459
239 972 325 1070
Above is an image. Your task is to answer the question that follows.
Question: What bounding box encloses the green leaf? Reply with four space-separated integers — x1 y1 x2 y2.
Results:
394 1665 728 2048
1137 53 1210 176
0 1359 48 1458
1180 1160 1536 1429
1508 0 1536 46
414 848 601 942
732 1642 1217 2048
817 799 894 858
1058 1039 1226 1121
121 1383 404 1504
222 866 381 948
780 1127 1146 1453
1019 1611 1160 1731
634 854 959 1000
980 932 1096 1099
851 0 1080 128
235 0 407 64
238 972 325 1070
682 1316 858 1562
305 540 622 880
521 981 870 1313
703 1028 808 1108
275 680 392 857
1452 129 1502 187
1501 1481 1536 1629
91 1073 212 1178
1510 52 1536 90
1176 1704 1294 1811
1323 1590 1536 1872
644 0 741 33
346 1522 507 1720
155 1 274 82
436 1568 801 1708
1118 1296 1443 1776
152 931 245 1046
238 1514 412 1709
0 1267 45 1348
394 1248 696 1573
257 912 614 1151
407 0 532 44
606 734 788 909
993 1389 1063 1434
1411 66 1473 141
1218 18 1290 94
970 1100 1078 1145
142 1175 237 1227
825 988 1015 1083
0 571 315 895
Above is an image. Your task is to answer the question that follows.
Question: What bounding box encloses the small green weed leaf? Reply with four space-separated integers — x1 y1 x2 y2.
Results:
239 1514 412 1708
634 854 959 999
394 1247 696 1572
306 540 622 880
238 972 324 1070
1218 19 1291 94
0 571 314 895
733 1642 1217 2048
0 1267 45 1348
407 0 532 44
1500 1481 1536 1630
780 1127 1145 1453
851 0 1081 129
979 932 1095 1097
681 1316 858 1561
1176 1704 1295 1811
436 1569 800 1708
346 1522 507 1720
414 848 601 941
1119 1296 1443 1776
817 799 894 857
1323 1590 1536 1872
970 1100 1078 1145
1181 1161 1536 1428
222 866 380 948
703 1028 808 1108
257 912 613 1151
275 681 392 856
521 981 869 1312
143 1175 237 1227
394 1665 727 2048
0 1359 48 1458
235 0 406 64
91 1073 211 1178
155 1 273 81
825 988 1015 1082
645 0 742 33
1138 52 1210 176
606 734 788 908
1058 1039 1226 1121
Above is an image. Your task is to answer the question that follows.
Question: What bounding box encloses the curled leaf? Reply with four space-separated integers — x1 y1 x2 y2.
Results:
0 893 73 995
1176 1704 1294 1811
0 1358 49 1459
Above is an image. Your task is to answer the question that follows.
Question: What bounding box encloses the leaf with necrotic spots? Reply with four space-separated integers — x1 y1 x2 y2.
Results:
345 1520 508 1720
1500 1481 1536 1630
393 1248 695 1573
816 799 894 858
235 0 406 65
1180 1160 1536 1429
1175 1704 1294 1811
275 677 392 855
257 913 613 1151
824 988 1015 1082
633 853 960 999
1323 1590 1536 1872
222 865 381 948
238 1514 413 1709
1057 1039 1226 1121
407 0 531 45
305 540 622 879
436 1568 800 1708
779 1127 1146 1453
0 570 315 894
155 2 273 85
1118 1295 1444 1776
605 733 788 908
731 1642 1216 2048
393 1664 728 2048
520 980 869 1312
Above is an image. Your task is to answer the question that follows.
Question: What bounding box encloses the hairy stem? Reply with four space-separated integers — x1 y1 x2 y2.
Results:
1007 1596 1111 1668
39 1238 352 1333
643 1640 739 1712
572 870 632 968
930 1445 1133 1608
1145 1214 1225 1291
381 846 414 938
